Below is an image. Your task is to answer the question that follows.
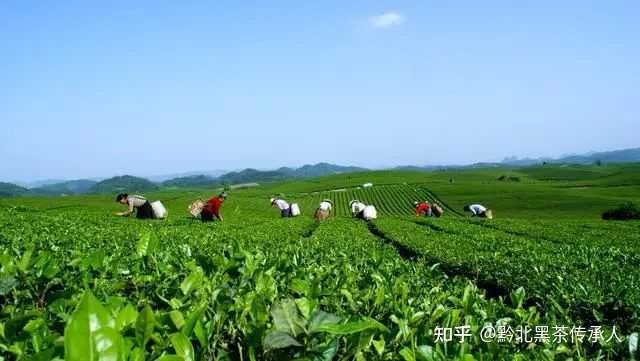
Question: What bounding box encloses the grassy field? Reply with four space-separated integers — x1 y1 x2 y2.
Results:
1 165 639 360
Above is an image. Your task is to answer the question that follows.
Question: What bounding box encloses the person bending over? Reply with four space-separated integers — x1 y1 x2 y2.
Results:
115 193 154 219
201 192 227 222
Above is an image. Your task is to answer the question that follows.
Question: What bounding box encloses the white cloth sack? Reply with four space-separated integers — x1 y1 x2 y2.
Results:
363 205 377 220
151 201 168 219
290 203 301 217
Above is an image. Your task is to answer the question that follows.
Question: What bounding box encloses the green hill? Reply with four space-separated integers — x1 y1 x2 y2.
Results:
217 163 366 185
29 179 97 196
520 163 640 186
500 147 640 166
0 182 29 197
161 163 367 188
559 147 640 164
162 175 217 188
88 175 158 194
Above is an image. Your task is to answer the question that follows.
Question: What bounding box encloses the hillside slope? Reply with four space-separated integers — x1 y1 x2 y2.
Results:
30 179 97 195
0 182 29 197
162 163 367 188
89 175 158 194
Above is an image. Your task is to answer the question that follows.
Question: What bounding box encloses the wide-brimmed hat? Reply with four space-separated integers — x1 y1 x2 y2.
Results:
270 197 276 203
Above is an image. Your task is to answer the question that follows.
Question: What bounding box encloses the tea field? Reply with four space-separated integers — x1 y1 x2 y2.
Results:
1 169 639 360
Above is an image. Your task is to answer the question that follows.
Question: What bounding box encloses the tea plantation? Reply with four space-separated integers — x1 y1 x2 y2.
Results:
1 168 639 360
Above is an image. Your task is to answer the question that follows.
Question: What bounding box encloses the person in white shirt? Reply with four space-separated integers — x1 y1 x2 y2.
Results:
315 199 333 221
350 200 366 219
464 204 488 217
115 193 154 219
271 198 292 218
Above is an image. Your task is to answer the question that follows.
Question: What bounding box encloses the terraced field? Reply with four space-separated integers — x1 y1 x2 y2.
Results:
1 176 639 360
285 184 462 217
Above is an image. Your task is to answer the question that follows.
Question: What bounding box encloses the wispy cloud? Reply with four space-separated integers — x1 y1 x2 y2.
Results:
368 11 405 29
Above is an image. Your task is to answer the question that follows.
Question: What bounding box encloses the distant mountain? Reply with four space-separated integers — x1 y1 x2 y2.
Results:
89 175 158 194
29 179 97 196
556 148 640 164
20 179 68 188
160 163 368 188
216 168 294 184
294 163 367 177
7 148 638 194
216 163 366 185
0 182 29 197
394 165 449 172
147 170 228 183
501 147 640 166
162 175 217 188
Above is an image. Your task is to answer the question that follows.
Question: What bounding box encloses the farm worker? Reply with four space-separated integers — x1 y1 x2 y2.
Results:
271 197 292 218
315 199 333 221
200 192 227 222
349 200 366 219
115 193 154 219
464 204 488 218
414 201 432 217
432 202 444 217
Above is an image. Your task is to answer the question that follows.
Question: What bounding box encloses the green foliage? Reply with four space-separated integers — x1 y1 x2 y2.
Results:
64 290 125 361
497 175 520 182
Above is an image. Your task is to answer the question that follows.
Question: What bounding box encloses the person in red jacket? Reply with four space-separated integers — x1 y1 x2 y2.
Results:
414 201 432 217
201 192 227 222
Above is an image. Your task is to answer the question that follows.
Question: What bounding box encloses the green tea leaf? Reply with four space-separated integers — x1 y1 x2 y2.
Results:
169 310 185 330
116 304 138 331
0 275 18 296
136 232 156 258
295 297 312 319
416 345 435 361
309 310 340 334
135 305 156 348
18 248 34 273
372 338 385 356
314 318 389 335
170 333 195 361
399 347 415 361
182 305 205 337
155 356 184 361
180 271 203 296
64 290 124 361
263 330 302 351
271 300 305 337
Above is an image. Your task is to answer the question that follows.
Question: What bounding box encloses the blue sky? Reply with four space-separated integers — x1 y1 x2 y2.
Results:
1 1 639 181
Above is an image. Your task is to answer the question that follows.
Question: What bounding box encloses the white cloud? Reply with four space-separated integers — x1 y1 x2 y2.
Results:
368 11 405 28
